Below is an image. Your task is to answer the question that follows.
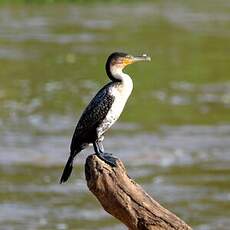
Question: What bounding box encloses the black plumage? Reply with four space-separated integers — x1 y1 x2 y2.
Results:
60 83 116 183
70 83 115 152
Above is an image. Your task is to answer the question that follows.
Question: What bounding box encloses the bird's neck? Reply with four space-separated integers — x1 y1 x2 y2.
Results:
109 66 130 81
110 68 133 97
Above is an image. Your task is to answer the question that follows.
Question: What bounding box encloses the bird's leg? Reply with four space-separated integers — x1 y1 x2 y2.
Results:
93 141 117 167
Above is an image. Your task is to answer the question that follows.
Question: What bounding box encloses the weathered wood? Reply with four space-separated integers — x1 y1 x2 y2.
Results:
85 154 192 230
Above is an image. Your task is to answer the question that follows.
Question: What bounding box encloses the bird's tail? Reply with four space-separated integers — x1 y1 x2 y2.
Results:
60 154 74 184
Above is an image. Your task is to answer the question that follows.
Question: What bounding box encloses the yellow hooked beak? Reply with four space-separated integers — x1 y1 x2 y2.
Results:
122 54 151 66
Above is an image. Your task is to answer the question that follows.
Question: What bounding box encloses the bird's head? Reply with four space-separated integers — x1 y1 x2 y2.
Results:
105 52 151 81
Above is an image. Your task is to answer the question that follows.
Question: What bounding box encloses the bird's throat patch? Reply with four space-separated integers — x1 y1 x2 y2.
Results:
122 58 133 65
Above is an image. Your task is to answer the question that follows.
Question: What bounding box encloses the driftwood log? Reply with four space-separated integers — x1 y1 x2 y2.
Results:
85 154 192 230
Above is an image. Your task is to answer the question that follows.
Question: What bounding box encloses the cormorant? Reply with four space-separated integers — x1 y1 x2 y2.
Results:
60 52 151 183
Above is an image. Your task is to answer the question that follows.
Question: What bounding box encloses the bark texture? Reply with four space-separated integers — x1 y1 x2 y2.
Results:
85 154 192 230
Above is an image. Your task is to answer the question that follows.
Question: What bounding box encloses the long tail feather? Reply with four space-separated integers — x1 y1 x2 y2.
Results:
60 155 74 184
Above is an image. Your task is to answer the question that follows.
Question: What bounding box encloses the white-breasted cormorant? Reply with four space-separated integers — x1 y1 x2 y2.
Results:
60 52 151 183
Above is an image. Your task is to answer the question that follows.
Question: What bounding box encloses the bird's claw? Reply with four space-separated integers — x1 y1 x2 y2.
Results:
96 152 117 167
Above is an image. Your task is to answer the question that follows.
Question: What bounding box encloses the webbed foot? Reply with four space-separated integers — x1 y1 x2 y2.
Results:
96 152 117 167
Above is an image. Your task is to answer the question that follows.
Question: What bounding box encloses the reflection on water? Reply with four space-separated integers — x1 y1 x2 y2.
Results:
0 1 230 230
1 124 230 166
153 81 230 107
1 124 230 230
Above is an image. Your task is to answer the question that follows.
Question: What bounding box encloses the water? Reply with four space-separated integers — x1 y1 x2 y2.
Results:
0 1 230 229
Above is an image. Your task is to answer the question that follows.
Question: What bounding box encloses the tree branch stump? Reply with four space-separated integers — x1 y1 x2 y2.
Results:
85 154 192 230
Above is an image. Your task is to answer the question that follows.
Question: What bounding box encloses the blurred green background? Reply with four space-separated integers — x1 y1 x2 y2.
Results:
0 1 230 229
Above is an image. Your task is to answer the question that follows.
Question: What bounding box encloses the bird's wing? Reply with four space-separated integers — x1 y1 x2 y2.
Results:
71 83 115 145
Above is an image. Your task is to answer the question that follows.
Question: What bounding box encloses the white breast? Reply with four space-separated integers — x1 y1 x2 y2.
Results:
97 74 133 137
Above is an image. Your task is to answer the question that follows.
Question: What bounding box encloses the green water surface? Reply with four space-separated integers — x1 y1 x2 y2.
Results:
0 1 230 229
